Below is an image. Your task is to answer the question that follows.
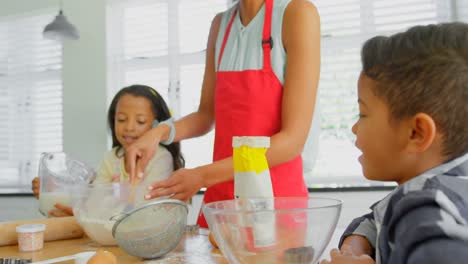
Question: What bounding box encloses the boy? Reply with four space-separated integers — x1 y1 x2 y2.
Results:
322 22 468 264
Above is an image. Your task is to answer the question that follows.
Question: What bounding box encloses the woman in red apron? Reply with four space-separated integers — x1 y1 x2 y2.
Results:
126 0 320 228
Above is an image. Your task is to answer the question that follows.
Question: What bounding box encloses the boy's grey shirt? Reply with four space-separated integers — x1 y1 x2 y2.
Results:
339 152 468 264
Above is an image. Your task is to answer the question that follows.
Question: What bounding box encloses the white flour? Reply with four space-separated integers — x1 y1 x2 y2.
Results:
76 215 117 245
74 195 126 246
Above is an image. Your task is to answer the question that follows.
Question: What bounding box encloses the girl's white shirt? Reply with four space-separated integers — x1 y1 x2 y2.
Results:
94 145 173 184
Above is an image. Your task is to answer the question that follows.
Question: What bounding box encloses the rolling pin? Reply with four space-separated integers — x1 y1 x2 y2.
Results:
0 216 84 246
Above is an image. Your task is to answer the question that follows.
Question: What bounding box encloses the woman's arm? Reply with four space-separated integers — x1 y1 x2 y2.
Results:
126 14 222 180
146 1 321 201
269 0 320 164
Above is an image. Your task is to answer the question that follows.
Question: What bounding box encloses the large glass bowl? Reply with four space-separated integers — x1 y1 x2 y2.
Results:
203 197 342 264
71 182 149 246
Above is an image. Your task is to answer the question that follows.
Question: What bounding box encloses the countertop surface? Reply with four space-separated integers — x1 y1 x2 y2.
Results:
0 230 228 263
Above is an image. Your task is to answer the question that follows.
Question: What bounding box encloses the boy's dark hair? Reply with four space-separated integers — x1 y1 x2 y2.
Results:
107 84 185 170
361 22 468 160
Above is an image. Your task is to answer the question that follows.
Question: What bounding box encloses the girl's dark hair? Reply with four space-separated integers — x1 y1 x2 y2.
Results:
361 22 468 160
107 84 185 170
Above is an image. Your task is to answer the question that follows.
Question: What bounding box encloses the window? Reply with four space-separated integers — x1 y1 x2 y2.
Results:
107 0 231 169
0 11 63 191
456 0 468 21
107 0 467 188
308 0 465 187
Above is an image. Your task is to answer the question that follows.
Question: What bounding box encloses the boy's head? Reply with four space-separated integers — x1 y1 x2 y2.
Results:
353 22 468 183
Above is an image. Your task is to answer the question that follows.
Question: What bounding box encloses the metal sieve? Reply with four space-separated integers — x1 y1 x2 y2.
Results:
111 199 188 259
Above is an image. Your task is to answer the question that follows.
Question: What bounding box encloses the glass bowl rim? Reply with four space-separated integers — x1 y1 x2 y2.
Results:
203 196 343 214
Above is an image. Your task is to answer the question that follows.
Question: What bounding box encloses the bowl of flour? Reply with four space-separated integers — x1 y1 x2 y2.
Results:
72 182 148 246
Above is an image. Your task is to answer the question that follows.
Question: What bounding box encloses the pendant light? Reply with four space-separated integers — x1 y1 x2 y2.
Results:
43 1 79 41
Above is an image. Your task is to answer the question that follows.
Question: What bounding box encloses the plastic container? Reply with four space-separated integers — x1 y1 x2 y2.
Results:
232 136 275 251
16 224 46 252
232 136 273 198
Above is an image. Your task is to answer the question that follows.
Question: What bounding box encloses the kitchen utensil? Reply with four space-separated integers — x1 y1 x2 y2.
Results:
111 199 188 259
38 152 95 216
0 217 83 247
31 251 95 264
203 197 342 264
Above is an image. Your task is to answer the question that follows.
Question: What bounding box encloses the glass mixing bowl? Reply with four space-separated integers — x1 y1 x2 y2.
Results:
71 182 149 246
203 197 342 264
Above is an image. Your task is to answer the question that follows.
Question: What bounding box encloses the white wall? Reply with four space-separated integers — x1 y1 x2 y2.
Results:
0 0 108 167
61 0 108 167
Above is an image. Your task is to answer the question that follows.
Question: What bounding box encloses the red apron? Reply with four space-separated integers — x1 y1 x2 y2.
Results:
197 0 308 228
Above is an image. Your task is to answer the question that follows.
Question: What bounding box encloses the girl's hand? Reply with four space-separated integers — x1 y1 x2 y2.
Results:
48 203 74 217
145 168 205 202
32 177 40 198
320 245 375 264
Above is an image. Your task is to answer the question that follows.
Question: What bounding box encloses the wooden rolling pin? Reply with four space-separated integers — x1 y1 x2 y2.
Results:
0 216 84 246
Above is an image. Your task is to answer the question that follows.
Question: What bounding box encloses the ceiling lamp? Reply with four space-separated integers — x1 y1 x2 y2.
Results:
43 3 79 41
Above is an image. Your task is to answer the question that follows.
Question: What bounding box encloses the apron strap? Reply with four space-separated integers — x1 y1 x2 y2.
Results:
217 9 237 71
262 0 273 70
217 0 275 71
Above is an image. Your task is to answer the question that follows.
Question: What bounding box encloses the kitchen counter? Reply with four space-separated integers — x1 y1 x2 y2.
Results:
0 230 228 263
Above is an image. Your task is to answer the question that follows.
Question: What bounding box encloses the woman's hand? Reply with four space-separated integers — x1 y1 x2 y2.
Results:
125 127 166 183
32 177 40 198
320 246 375 264
48 203 74 217
145 168 205 202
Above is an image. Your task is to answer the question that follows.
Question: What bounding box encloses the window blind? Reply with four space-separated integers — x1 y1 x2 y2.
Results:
123 2 169 59
457 0 468 22
180 64 215 167
179 1 228 53
309 0 459 186
0 12 63 190
107 0 229 169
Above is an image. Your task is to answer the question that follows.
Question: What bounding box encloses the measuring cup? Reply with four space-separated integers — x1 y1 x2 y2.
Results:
38 152 95 216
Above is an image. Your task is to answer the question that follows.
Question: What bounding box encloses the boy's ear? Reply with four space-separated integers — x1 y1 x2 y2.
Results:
406 113 437 153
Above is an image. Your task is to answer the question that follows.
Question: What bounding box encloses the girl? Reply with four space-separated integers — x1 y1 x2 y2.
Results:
96 84 184 183
32 84 184 216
